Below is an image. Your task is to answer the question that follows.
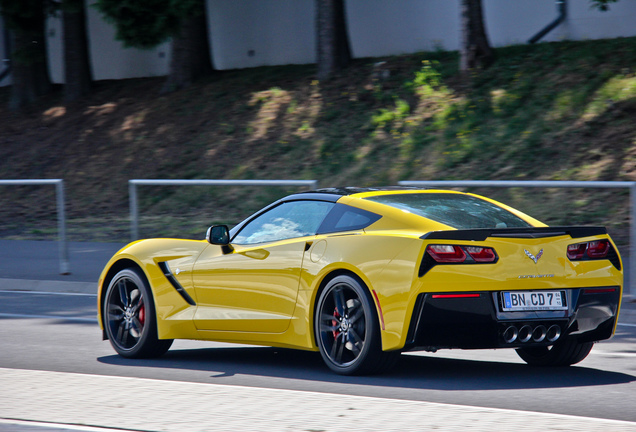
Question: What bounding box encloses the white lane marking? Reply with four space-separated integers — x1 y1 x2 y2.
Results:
0 419 129 432
0 290 96 297
618 323 636 328
0 313 96 323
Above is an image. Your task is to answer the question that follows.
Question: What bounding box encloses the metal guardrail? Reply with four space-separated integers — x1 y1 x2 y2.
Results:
0 179 69 275
128 179 319 241
1 178 630 293
398 180 636 296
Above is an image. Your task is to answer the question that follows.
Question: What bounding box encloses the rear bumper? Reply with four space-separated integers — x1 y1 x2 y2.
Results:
404 287 621 351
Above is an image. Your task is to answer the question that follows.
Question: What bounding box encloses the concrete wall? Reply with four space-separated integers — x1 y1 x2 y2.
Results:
207 0 315 70
2 0 636 86
84 0 170 81
209 0 636 70
45 0 171 84
348 0 636 57
485 0 636 45
347 0 460 57
0 16 11 87
47 15 64 85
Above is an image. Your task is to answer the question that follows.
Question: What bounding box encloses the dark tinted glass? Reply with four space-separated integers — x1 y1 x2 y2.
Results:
317 204 381 234
365 193 531 229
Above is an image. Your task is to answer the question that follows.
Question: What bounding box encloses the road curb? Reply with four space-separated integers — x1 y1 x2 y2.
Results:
2 368 636 432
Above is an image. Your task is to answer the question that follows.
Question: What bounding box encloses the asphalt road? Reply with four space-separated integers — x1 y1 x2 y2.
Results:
0 290 635 416
0 240 125 282
1 240 636 431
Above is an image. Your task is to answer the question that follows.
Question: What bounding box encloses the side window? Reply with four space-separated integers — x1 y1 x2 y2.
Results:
233 201 335 245
318 204 381 234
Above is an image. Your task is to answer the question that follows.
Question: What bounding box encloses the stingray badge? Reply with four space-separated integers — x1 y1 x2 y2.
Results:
524 249 544 264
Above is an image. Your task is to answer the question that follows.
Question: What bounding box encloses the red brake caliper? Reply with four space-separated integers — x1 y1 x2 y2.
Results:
138 304 145 325
332 308 340 339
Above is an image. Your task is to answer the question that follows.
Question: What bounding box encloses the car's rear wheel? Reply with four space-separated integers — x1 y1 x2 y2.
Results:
515 337 593 367
315 275 397 375
104 268 173 358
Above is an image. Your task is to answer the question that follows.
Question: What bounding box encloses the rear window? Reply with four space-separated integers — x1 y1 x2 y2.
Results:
364 193 531 229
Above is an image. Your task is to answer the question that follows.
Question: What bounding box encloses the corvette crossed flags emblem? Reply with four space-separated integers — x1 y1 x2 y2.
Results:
524 249 544 264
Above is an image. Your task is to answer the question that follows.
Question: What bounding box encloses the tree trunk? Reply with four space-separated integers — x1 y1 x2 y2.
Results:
460 0 494 73
63 0 92 101
8 8 51 111
316 0 351 81
161 6 213 94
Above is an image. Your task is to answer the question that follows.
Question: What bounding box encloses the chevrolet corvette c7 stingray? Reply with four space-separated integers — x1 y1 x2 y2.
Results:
98 187 623 375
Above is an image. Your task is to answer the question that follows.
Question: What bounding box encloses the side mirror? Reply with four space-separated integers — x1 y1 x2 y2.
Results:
206 225 230 245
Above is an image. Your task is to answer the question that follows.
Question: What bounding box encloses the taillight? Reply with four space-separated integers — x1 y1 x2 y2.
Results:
582 287 616 294
587 240 610 258
427 245 466 263
567 240 610 260
465 246 497 263
420 244 498 276
566 243 587 260
426 245 497 264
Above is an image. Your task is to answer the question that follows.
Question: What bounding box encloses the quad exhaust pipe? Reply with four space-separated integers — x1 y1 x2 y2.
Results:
503 324 561 344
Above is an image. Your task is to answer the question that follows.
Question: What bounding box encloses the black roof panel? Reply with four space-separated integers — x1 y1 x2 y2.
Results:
298 186 423 197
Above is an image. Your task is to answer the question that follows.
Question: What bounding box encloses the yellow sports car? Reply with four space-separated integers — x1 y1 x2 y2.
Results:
97 187 623 375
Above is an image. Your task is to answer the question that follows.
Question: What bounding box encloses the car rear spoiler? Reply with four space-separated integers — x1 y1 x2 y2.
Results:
421 226 608 241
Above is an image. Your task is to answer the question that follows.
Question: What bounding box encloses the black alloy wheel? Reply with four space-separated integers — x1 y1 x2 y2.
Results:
104 268 173 358
315 275 397 375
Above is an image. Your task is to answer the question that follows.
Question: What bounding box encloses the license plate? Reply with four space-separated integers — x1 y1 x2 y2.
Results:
502 291 567 311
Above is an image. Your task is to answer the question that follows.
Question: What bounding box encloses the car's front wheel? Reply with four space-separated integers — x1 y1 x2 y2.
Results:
315 275 397 375
516 337 593 367
104 268 173 358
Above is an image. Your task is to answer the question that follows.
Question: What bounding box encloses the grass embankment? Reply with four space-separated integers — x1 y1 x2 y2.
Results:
0 37 635 244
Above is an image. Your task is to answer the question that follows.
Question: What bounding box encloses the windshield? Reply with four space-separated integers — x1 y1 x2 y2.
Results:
364 193 532 229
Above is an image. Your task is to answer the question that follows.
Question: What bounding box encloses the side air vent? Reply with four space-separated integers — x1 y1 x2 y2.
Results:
158 261 196 306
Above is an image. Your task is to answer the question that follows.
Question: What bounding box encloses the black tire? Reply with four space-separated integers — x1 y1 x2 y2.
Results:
516 337 594 367
103 268 173 358
314 275 398 375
